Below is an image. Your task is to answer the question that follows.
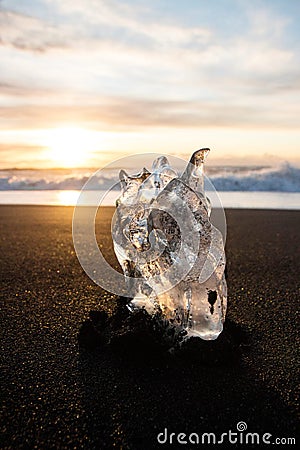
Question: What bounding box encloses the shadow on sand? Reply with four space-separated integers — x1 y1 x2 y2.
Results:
77 311 298 449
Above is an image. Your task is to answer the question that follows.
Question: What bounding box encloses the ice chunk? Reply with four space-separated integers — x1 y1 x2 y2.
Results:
112 149 227 341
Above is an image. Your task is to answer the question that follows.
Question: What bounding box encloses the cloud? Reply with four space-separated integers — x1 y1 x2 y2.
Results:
0 142 46 168
0 0 299 147
0 95 299 131
45 0 212 48
246 6 290 39
0 81 63 98
0 9 69 52
0 0 297 77
0 0 212 55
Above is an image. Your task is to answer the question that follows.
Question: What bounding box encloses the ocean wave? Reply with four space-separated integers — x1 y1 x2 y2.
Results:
0 170 119 191
0 163 299 192
209 163 300 192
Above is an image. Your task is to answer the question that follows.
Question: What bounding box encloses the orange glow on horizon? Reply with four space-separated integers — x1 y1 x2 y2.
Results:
44 127 97 168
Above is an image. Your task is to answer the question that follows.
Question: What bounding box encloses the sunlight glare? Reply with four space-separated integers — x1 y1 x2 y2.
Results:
57 190 80 206
46 127 96 167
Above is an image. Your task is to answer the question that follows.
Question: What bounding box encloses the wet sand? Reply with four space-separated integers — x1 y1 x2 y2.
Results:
0 206 299 449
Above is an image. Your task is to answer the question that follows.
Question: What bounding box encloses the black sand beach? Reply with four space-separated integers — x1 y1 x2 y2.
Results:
0 206 299 449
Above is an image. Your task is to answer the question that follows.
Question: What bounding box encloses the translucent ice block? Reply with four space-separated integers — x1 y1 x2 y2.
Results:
112 149 227 340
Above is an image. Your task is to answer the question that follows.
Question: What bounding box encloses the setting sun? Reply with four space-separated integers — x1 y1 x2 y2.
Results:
45 127 95 167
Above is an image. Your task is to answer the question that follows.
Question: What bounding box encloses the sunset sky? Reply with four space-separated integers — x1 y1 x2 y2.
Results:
0 0 300 168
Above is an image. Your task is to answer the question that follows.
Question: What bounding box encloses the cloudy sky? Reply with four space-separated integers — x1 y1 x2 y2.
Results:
0 0 299 168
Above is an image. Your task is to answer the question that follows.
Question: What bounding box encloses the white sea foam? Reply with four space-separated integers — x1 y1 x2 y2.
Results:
0 163 299 192
0 168 119 191
208 162 300 192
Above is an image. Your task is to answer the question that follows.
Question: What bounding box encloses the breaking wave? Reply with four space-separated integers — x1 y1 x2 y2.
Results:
208 162 300 192
0 169 120 191
0 163 299 192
